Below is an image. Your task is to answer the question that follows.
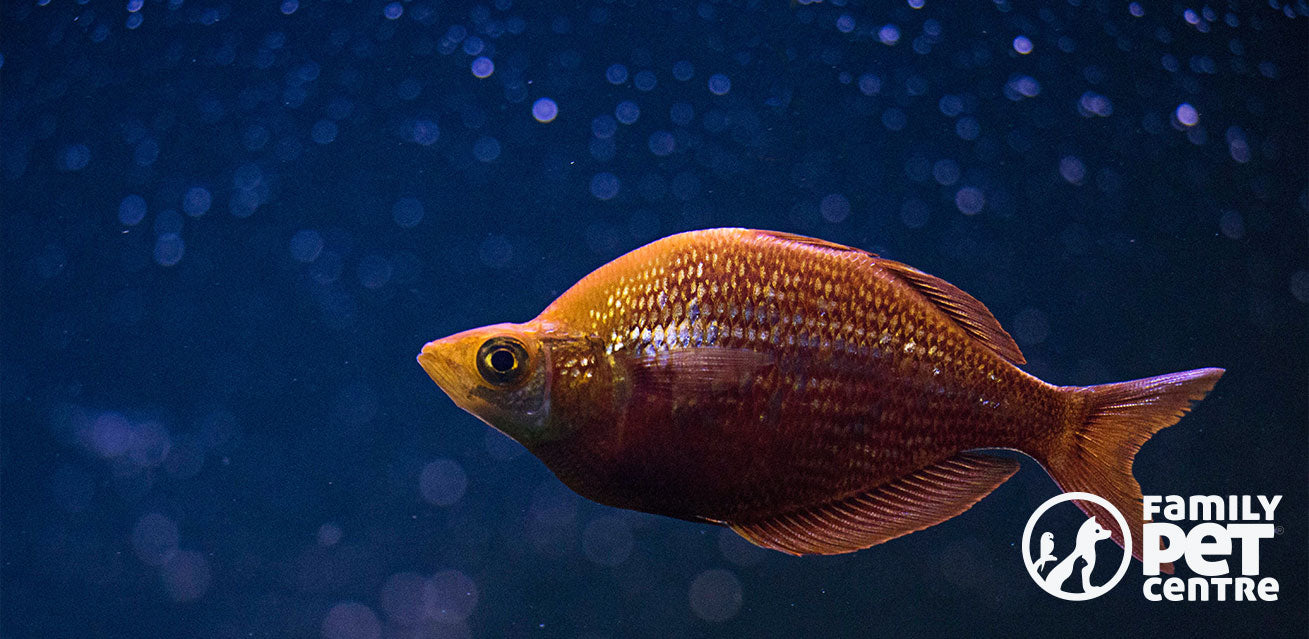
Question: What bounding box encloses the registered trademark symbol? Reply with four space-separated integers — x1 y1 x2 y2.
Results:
1275 526 1284 535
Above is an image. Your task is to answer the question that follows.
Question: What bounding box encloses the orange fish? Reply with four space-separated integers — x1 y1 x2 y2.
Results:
417 228 1222 564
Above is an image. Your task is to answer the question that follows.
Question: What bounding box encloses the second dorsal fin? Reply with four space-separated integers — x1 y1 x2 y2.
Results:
876 260 1026 365
751 230 1023 365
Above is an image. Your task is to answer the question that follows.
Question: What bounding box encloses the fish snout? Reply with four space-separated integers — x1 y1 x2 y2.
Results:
417 339 460 391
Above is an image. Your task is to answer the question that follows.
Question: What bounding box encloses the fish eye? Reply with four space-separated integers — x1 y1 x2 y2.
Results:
476 337 529 386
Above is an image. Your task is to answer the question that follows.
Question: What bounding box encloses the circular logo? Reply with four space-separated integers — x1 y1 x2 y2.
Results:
1021 492 1132 601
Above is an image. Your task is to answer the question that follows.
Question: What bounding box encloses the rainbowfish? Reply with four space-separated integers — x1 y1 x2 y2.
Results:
417 229 1223 564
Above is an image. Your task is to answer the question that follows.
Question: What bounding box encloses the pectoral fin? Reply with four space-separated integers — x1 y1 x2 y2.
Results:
629 348 774 398
729 452 1020 555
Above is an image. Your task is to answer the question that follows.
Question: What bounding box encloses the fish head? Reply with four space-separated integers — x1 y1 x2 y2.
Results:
418 322 558 445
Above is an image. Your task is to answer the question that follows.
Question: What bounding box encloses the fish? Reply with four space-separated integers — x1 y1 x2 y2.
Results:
417 228 1223 565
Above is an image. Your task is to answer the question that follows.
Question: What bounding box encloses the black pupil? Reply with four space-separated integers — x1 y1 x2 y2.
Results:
489 348 515 373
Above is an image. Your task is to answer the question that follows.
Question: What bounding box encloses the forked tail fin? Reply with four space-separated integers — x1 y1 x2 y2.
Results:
1039 367 1225 571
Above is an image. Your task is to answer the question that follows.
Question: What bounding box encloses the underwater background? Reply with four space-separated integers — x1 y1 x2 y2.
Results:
2 0 1306 637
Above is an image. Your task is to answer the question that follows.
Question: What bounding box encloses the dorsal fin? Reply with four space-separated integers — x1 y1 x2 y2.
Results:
752 230 879 258
729 452 1019 555
752 230 1023 365
876 260 1026 365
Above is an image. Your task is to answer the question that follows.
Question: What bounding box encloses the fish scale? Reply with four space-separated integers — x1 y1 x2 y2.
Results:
419 228 1223 562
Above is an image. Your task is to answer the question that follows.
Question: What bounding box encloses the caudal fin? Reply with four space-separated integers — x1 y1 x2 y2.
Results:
1040 367 1224 571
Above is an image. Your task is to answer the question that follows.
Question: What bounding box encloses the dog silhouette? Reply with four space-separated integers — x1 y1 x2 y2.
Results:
1043 517 1113 593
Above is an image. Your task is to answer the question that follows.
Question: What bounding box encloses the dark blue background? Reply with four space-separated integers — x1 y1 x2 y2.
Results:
3 0 1305 637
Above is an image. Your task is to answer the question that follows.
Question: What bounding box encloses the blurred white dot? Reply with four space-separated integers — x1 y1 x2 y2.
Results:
590 172 620 200
131 512 179 566
836 14 855 33
1012 35 1033 54
1011 307 1050 346
322 602 381 639
1078 92 1114 118
707 73 731 96
425 570 478 623
605 63 628 85
161 550 211 602
938 95 963 117
182 187 211 217
118 195 147 226
153 233 185 267
858 73 881 96
234 163 264 190
382 2 402 20
1219 210 1244 240
581 516 634 567
1290 270 1309 303
230 188 260 218
472 136 501 162
689 569 742 622
954 187 985 215
647 131 675 157
908 0 924 7
311 119 338 144
471 56 494 78
1175 103 1199 127
291 229 324 263
280 0 298 14
1129 2 1144 17
57 144 90 172
317 523 343 547
615 101 640 125
410 120 440 146
419 459 468 507
392 197 424 228
532 98 558 123
819 193 850 223
672 60 694 81
462 36 485 56
634 70 657 91
878 25 901 45
932 159 960 186
1059 156 1086 185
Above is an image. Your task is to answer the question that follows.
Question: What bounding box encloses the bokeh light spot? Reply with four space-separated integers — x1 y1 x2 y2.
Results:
532 98 558 123
689 569 743 622
419 459 468 507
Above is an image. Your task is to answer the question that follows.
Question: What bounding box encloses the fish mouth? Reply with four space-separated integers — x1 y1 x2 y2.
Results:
417 340 460 394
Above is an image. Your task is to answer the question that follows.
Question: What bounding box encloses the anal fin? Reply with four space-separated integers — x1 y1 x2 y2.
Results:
730 452 1020 556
